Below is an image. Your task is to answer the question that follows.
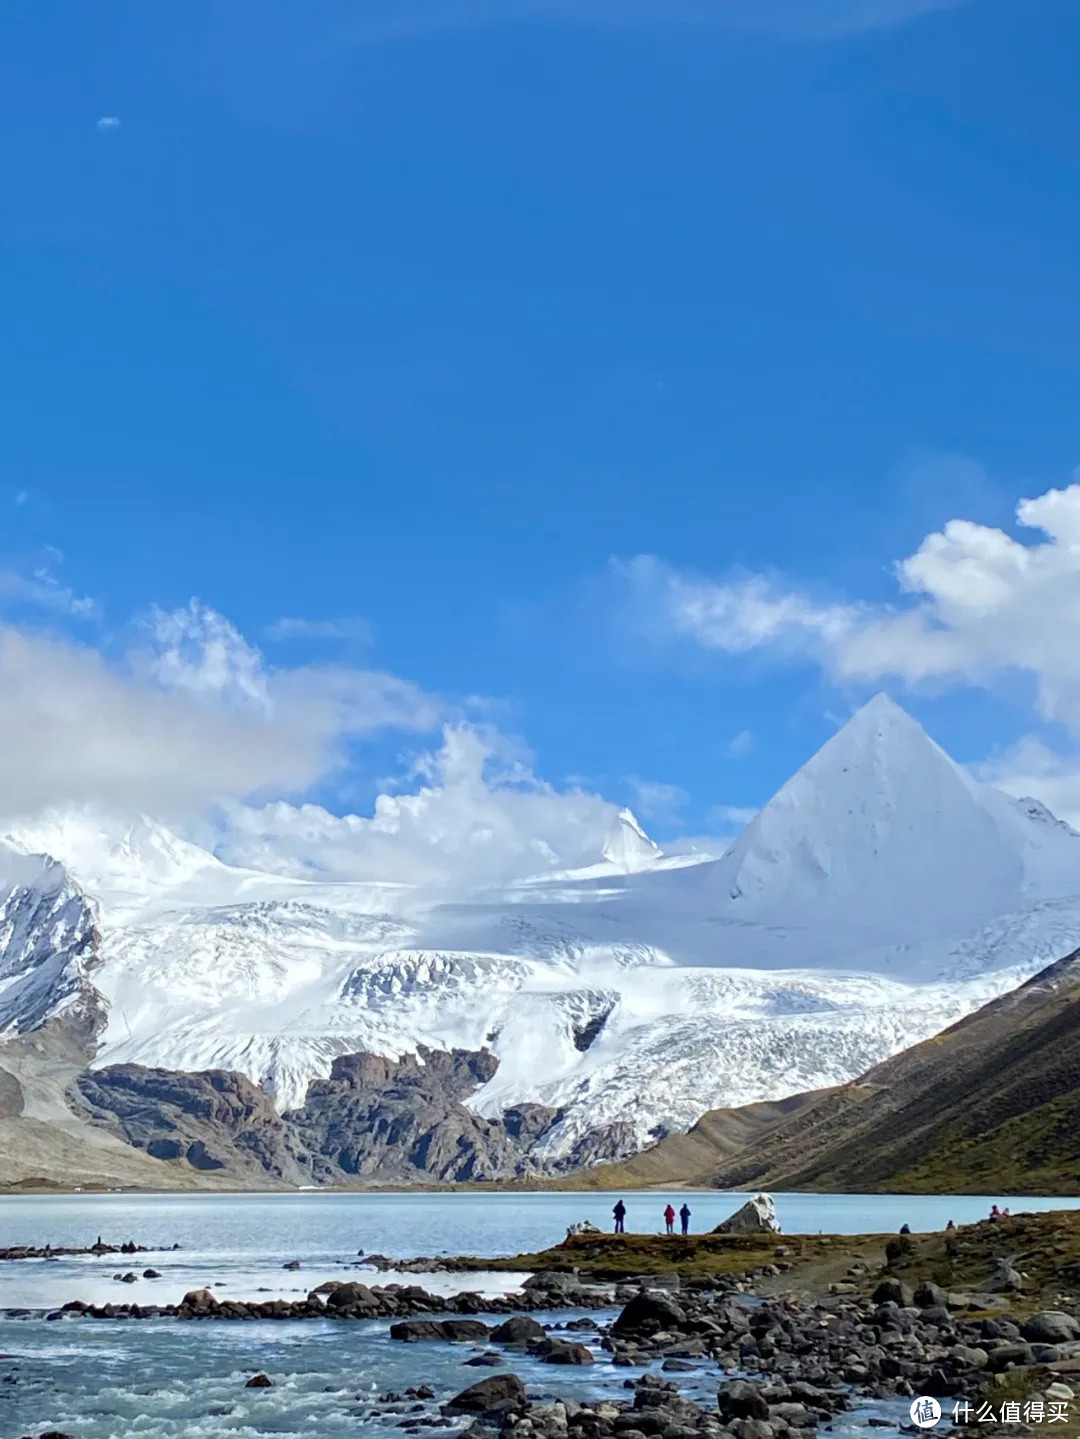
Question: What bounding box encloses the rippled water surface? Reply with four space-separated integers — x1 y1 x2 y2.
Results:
2 1190 1078 1438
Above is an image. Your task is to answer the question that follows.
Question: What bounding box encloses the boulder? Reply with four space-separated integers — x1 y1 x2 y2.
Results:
612 1291 687 1335
987 1263 1024 1293
718 1381 771 1421
872 1279 914 1307
443 1373 526 1415
324 1281 379 1311
914 1282 949 1309
566 1221 601 1238
949 1344 988 1371
246 1373 273 1388
986 1342 1035 1372
390 1318 491 1343
537 1339 595 1365
491 1314 547 1344
523 1270 581 1292
1021 1312 1080 1344
713 1194 780 1235
181 1288 217 1312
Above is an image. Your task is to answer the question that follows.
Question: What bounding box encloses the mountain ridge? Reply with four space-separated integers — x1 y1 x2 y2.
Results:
4 693 1080 1168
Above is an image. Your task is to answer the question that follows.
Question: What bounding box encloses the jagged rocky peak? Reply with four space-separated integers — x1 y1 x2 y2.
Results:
0 841 102 1040
288 1045 560 1183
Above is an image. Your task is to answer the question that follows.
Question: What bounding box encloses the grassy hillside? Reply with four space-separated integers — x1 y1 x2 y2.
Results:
583 948 1080 1195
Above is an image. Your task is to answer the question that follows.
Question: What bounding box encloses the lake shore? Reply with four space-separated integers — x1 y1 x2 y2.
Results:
9 1209 1080 1438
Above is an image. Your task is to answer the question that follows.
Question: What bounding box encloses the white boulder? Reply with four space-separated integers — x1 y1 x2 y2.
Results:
713 1193 780 1235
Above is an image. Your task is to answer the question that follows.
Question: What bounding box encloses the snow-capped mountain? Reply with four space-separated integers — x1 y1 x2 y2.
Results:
6 693 1080 1161
0 846 100 1038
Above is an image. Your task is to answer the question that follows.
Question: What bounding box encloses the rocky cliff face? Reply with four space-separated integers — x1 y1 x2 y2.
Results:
74 1064 308 1184
68 1046 569 1185
287 1047 563 1183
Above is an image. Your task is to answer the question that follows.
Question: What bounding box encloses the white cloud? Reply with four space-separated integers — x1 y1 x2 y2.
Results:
726 729 754 759
96 116 120 131
977 737 1080 832
0 602 443 820
215 724 642 888
137 601 272 712
265 615 374 643
626 777 688 824
0 558 99 620
708 803 758 829
0 596 646 888
629 482 1080 738
13 491 27 507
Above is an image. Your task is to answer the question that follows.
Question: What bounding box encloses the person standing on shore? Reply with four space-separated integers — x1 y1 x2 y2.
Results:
679 1202 691 1235
663 1203 676 1235
613 1199 627 1234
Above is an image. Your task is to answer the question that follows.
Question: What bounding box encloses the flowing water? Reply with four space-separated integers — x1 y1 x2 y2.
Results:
1 1190 1077 1438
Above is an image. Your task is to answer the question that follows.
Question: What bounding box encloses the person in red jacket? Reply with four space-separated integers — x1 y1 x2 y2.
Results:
663 1203 676 1235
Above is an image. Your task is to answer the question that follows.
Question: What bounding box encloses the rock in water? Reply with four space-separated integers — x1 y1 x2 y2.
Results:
537 1339 595 1365
246 1372 273 1388
612 1290 687 1335
712 1193 780 1234
491 1315 547 1344
443 1373 526 1414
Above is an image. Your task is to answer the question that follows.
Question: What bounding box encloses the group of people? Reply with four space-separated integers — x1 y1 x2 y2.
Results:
612 1199 692 1235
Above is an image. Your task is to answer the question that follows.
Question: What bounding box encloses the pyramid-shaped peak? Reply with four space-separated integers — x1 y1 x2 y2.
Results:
709 692 1080 947
830 692 943 747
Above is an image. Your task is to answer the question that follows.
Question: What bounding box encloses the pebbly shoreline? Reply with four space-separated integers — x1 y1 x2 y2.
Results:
8 1212 1080 1439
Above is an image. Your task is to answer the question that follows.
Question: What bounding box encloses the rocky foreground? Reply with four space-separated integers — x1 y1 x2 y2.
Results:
14 1209 1080 1439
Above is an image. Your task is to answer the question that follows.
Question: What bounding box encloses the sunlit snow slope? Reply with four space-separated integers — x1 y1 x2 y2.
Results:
6 693 1080 1159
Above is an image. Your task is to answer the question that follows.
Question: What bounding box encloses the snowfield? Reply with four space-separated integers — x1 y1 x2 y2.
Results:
5 693 1080 1159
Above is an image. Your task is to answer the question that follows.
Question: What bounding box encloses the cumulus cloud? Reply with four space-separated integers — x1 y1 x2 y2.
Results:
0 601 442 819
215 724 644 888
626 483 1080 738
0 595 651 887
265 615 374 643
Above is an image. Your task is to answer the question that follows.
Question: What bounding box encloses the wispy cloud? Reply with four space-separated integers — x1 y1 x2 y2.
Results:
726 729 754 759
621 479 1080 741
626 777 688 824
96 116 120 132
334 0 968 46
265 615 373 644
708 803 758 829
0 552 99 620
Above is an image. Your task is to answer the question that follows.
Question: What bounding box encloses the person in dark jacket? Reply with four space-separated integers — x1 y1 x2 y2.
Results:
613 1199 627 1234
679 1202 691 1235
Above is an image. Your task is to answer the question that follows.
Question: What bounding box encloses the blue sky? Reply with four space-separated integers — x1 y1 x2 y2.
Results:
3 0 1080 864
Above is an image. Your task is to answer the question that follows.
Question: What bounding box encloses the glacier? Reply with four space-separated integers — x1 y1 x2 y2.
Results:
5 691 1080 1161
